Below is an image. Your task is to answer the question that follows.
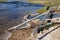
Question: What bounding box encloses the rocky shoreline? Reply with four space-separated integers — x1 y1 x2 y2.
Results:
8 25 60 40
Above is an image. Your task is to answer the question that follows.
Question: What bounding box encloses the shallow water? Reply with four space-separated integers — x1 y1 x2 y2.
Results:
0 31 12 40
0 2 44 40
0 2 43 29
1 1 60 40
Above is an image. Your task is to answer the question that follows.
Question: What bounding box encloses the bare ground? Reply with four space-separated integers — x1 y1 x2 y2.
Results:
8 28 35 40
8 25 60 40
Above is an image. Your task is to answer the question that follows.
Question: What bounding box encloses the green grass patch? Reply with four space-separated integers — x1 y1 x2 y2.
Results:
28 0 60 7
36 7 47 14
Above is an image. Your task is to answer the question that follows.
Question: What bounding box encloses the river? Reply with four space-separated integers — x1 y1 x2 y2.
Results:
0 2 44 29
0 1 44 40
0 1 60 40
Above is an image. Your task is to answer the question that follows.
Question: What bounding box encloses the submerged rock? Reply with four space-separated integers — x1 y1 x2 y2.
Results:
0 28 4 34
0 30 12 40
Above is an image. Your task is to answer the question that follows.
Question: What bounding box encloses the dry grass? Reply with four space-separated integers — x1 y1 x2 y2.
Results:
28 0 60 6
36 8 47 13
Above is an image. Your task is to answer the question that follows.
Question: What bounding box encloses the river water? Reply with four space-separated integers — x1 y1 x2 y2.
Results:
0 2 44 40
0 3 60 40
0 2 60 40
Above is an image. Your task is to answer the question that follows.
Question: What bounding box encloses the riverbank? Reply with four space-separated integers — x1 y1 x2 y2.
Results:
8 28 34 40
0 30 12 40
8 24 60 40
28 0 60 6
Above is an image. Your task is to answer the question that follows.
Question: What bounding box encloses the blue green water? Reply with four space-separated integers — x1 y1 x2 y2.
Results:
0 1 44 30
0 2 44 21
0 2 44 40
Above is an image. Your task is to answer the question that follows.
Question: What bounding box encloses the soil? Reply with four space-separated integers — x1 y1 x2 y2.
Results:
8 28 35 40
8 25 60 40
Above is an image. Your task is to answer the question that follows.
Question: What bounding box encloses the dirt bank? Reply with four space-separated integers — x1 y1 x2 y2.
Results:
8 25 60 40
9 28 35 40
